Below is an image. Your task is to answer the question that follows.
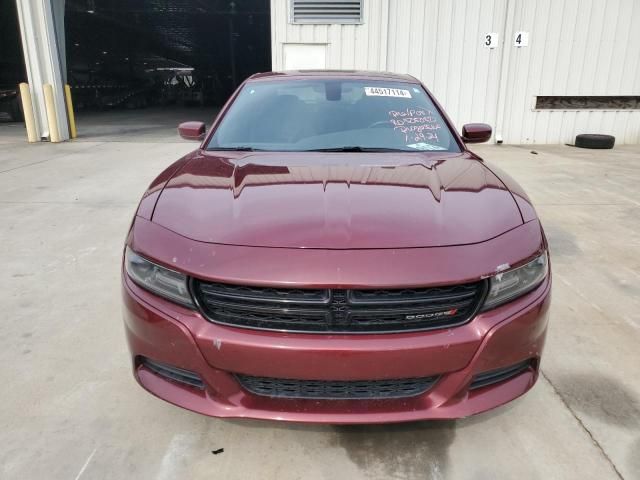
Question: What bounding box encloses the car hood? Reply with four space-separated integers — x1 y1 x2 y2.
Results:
151 151 524 249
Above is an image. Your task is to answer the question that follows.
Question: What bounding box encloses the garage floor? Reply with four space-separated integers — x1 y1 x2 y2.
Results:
1 115 639 480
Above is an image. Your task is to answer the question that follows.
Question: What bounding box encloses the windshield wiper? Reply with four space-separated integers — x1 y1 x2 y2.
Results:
302 146 409 152
207 146 261 151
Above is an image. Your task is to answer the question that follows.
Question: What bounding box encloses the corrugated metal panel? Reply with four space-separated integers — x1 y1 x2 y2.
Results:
271 0 640 144
271 0 388 71
500 0 640 144
386 0 507 138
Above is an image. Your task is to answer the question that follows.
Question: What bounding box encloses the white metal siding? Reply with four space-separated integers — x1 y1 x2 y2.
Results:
271 0 388 71
386 0 508 139
500 0 640 144
271 0 640 144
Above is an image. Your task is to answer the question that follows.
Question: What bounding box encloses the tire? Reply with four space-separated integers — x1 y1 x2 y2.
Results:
574 134 615 149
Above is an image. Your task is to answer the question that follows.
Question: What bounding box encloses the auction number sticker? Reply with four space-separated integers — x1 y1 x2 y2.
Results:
364 87 412 98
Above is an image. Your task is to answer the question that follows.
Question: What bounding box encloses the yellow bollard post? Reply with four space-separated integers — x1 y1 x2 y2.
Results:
64 84 77 139
18 83 38 143
42 83 61 143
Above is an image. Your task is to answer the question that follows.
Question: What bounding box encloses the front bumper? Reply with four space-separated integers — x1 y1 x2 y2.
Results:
123 270 551 424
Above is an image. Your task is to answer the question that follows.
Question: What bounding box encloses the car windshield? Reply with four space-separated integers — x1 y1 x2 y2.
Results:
206 79 461 152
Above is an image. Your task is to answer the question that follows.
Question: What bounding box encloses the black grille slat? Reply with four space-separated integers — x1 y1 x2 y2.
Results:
193 280 487 333
349 284 478 305
236 374 438 399
201 305 332 331
198 282 330 304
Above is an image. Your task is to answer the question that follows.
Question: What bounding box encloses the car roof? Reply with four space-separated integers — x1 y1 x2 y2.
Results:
248 70 420 83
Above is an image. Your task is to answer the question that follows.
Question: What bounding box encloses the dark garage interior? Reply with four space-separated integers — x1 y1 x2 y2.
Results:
1 0 271 134
65 0 271 110
0 0 27 122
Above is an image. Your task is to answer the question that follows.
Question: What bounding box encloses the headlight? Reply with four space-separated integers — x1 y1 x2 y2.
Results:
124 247 194 307
482 252 548 310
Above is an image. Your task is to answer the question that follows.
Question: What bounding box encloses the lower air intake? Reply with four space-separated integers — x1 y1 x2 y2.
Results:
235 374 438 400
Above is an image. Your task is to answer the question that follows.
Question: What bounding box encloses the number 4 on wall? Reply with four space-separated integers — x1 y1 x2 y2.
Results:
514 31 529 47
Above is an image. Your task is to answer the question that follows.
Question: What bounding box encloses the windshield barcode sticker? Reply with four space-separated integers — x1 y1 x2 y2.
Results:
364 87 412 98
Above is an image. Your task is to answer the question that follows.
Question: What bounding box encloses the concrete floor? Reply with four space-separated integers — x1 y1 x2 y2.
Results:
1 111 639 480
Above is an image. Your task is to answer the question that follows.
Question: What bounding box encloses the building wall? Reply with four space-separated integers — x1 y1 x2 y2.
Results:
270 0 389 71
385 0 508 141
499 0 640 144
271 0 640 144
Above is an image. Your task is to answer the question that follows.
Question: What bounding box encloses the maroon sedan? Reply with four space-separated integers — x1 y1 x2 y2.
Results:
122 71 551 423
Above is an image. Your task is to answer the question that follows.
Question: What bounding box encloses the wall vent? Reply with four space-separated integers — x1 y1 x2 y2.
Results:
535 96 640 110
291 0 363 24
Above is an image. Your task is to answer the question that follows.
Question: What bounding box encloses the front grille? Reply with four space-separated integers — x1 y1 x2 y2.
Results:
236 374 438 399
192 279 487 333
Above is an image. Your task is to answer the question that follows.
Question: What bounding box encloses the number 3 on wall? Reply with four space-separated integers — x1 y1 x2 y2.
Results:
483 32 499 49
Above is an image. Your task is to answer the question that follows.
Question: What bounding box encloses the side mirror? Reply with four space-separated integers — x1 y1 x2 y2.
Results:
178 121 206 141
461 123 492 143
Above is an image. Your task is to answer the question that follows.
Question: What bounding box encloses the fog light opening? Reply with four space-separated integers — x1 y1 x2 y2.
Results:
139 356 205 390
469 359 535 390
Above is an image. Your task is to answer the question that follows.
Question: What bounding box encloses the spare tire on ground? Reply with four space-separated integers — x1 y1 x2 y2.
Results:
575 134 615 149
